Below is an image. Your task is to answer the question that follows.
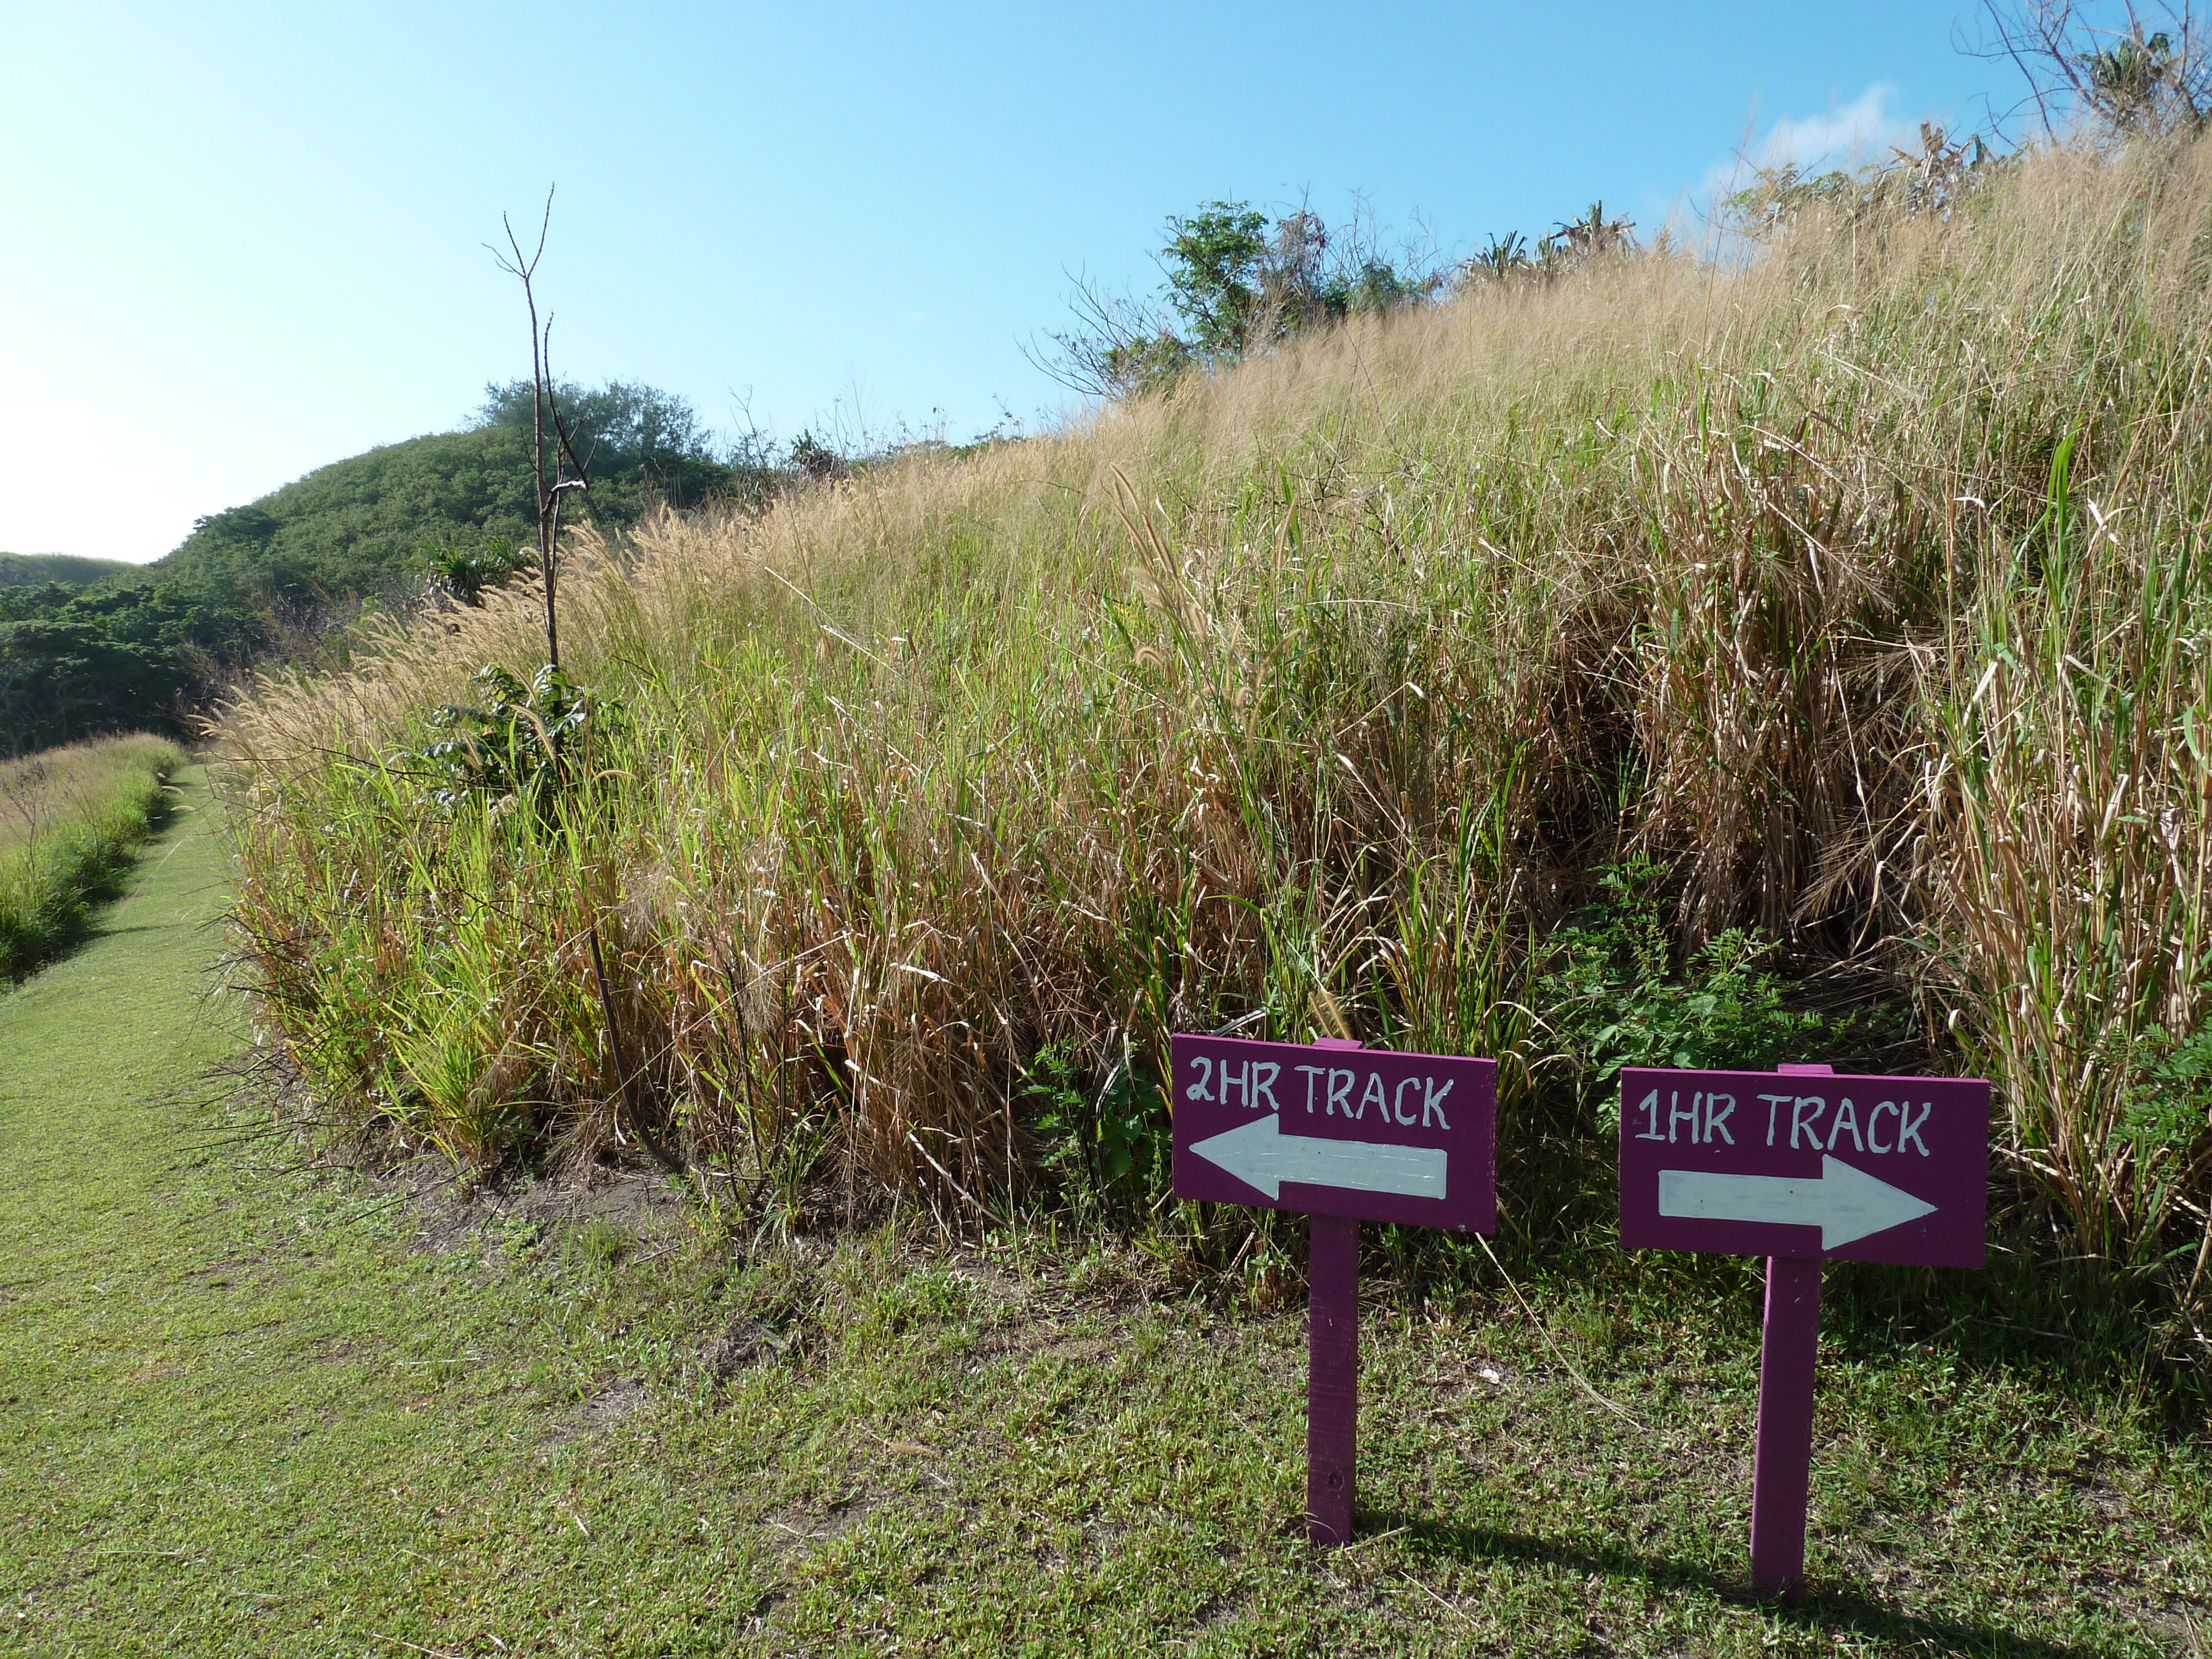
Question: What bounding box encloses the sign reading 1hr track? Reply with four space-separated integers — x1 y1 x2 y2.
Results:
1620 1062 1991 1599
1172 1032 1498 1546
1618 1066 1989 1267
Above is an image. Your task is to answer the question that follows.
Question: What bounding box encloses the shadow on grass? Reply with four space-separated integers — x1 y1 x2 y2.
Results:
1374 1511 2135 1658
1416 1130 2209 1428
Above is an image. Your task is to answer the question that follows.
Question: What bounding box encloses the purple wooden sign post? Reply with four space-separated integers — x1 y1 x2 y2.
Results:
1619 1061 1990 1600
1750 1253 1822 1595
1172 1031 1496 1547
1306 1213 1359 1546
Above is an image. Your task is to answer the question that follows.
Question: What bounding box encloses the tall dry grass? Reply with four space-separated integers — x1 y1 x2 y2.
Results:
1 733 184 977
224 139 2212 1347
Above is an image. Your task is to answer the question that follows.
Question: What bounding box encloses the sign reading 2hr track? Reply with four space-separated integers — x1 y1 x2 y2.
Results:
1617 1066 1991 1268
1172 1030 1499 1550
1172 1035 1496 1232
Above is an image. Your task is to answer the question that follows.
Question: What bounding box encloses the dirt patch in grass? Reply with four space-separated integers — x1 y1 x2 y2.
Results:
573 1376 650 1430
214 1047 694 1265
696 1317 793 1380
399 1156 690 1256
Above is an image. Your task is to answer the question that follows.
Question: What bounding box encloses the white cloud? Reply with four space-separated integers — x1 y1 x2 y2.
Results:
1679 83 1922 229
1754 82 1916 174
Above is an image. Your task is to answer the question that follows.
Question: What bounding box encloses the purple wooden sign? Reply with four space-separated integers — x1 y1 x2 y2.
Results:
1171 1034 1497 1232
1618 1063 1992 1599
1618 1065 1990 1267
1173 1032 1498 1546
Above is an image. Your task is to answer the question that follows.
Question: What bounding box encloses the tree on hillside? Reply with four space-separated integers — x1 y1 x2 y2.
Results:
1161 202 1272 357
1034 197 1448 400
475 378 724 490
1164 200 1447 359
0 578 261 755
1975 1 2212 137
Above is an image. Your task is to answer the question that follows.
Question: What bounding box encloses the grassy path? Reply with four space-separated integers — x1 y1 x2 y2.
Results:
0 769 741 1656
2 771 2208 1656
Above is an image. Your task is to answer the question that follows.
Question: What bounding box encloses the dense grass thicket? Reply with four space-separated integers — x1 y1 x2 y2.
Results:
226 140 2212 1371
1 734 184 977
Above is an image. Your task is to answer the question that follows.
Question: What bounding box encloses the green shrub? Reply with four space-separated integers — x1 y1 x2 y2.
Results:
1021 1039 1168 1221
1531 859 1914 1131
419 538 534 607
405 662 615 812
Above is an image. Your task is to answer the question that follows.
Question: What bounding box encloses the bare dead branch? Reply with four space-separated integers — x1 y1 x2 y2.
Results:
491 186 571 668
1969 2 2211 139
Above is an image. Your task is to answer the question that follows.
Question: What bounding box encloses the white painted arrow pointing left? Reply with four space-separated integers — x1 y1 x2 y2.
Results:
1188 1114 1447 1202
1658 1155 1938 1249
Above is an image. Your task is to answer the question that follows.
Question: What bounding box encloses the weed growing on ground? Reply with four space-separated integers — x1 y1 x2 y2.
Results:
1535 859 1918 1133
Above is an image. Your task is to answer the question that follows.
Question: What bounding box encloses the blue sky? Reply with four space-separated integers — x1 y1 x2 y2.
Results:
3 2 2021 562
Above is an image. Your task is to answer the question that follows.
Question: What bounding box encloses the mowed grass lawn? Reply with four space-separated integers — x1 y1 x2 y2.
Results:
0 773 2205 1656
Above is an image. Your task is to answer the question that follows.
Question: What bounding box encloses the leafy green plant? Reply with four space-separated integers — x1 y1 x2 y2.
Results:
1161 202 1273 358
419 537 533 607
1540 200 1636 264
1021 1039 1167 1220
2132 1026 2212 1167
408 662 611 811
1533 860 1893 1129
1465 231 1532 279
788 431 845 482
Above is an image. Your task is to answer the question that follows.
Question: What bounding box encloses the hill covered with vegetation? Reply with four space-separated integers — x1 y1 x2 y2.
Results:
0 381 747 756
0 552 138 589
158 379 739 601
223 134 2212 1387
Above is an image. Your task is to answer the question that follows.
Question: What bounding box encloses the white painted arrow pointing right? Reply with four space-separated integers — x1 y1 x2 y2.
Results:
1658 1155 1938 1249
